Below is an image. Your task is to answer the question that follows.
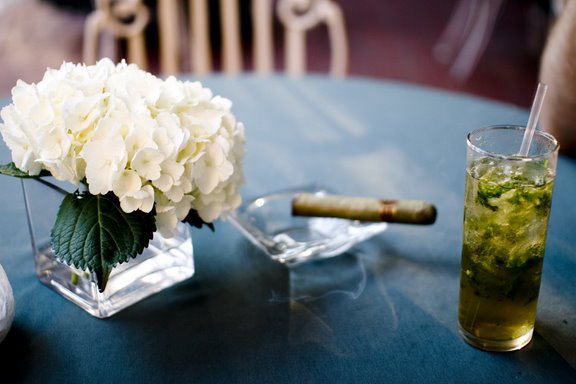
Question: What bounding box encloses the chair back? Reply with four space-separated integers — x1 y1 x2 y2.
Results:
83 0 150 70
83 0 348 77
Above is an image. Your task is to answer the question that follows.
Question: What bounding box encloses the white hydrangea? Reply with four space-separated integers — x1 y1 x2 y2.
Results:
0 58 245 236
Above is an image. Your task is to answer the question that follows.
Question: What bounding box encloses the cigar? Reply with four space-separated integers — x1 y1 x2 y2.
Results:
291 193 437 225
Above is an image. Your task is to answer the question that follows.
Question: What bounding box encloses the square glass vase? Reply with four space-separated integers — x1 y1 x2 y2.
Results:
21 178 195 318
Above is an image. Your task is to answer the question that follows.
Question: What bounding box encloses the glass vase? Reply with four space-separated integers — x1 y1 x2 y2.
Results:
21 178 195 318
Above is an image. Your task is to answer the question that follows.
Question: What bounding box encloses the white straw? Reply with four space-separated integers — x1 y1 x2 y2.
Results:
519 82 548 156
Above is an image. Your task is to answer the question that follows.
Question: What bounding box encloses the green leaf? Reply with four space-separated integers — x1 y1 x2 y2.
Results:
50 191 156 292
476 180 507 212
183 209 215 231
0 162 51 178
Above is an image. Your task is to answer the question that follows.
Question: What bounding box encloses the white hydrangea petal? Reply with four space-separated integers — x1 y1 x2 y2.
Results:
196 167 220 195
155 209 178 238
37 128 71 162
206 143 224 166
211 95 232 110
63 94 105 134
132 148 164 180
113 169 142 198
187 108 223 135
219 160 234 181
11 80 38 114
197 203 221 223
82 138 127 195
164 186 184 203
174 195 194 220
19 149 41 175
125 118 157 159
152 174 173 192
30 99 55 127
120 184 154 213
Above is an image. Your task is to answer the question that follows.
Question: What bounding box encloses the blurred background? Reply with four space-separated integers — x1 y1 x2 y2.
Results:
0 0 555 107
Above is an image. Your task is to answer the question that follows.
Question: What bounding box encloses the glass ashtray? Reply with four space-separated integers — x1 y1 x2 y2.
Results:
228 185 387 264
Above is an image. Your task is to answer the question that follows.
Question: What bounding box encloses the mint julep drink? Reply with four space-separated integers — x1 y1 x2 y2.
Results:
458 125 558 352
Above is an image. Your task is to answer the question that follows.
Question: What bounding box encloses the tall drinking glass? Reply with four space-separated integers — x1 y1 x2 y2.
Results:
458 125 559 352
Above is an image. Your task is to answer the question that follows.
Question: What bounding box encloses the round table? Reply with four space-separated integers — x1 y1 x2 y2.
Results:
0 75 574 382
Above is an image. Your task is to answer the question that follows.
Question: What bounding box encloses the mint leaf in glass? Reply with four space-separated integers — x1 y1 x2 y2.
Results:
50 191 156 292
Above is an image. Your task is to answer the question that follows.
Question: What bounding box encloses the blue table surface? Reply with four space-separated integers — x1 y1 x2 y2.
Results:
0 75 574 383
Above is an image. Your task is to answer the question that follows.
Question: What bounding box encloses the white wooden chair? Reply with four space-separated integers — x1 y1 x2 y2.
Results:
83 0 348 77
83 0 150 70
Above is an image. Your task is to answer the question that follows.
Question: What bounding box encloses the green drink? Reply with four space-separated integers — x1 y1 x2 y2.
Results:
458 126 558 352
